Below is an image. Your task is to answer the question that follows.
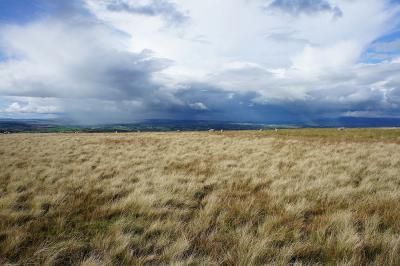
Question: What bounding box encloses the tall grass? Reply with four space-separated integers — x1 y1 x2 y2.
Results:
0 130 400 265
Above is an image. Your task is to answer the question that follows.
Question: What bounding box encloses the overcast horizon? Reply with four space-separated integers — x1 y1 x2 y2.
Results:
0 0 400 124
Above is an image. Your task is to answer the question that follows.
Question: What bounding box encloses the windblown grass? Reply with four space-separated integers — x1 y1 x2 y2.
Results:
1 129 400 265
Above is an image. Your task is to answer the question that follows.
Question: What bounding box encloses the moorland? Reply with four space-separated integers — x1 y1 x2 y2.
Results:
1 129 400 265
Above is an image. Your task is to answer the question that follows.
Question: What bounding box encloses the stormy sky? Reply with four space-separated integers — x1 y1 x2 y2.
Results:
0 0 400 124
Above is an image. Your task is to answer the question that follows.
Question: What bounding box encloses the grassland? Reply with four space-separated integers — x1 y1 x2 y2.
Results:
1 129 400 265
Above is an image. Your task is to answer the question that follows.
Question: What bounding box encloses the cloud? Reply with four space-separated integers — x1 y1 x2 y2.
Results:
0 0 202 123
0 9 185 122
0 0 400 123
265 30 310 44
266 0 343 18
105 0 188 25
291 41 362 74
4 101 58 114
189 102 208 111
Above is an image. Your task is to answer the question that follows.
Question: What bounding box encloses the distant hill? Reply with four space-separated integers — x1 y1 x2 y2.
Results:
314 117 400 128
0 117 399 133
0 119 278 133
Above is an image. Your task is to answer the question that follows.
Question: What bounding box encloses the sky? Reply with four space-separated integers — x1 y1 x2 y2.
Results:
0 0 400 124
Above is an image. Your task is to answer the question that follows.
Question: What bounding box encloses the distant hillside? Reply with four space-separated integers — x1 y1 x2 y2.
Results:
1 117 399 133
0 119 276 133
315 117 400 128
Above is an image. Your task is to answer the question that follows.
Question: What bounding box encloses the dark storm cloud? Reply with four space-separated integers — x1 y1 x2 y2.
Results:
106 0 189 25
0 0 185 123
0 19 173 100
267 0 343 17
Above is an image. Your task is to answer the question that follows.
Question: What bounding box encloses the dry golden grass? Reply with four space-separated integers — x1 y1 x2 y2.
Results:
1 129 400 265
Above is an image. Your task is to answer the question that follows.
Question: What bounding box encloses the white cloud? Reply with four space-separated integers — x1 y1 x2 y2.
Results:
189 102 208 110
85 0 399 87
291 41 362 74
1 97 61 114
4 102 58 114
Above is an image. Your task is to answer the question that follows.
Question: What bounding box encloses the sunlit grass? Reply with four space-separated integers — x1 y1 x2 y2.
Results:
260 128 400 140
0 129 400 265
